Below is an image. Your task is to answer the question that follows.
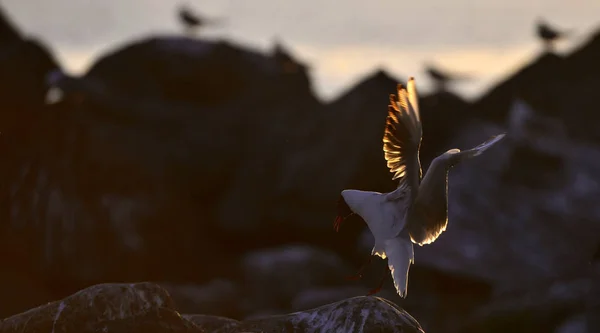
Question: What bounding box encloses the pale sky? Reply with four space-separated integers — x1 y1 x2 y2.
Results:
2 0 600 101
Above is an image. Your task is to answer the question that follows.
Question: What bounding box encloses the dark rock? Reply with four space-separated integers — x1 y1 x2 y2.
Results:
585 261 600 332
85 36 318 109
240 245 353 311
0 7 21 43
184 297 425 333
231 296 425 333
160 280 241 318
554 314 587 333
182 314 241 332
0 4 62 319
0 282 190 333
0 5 60 135
90 308 201 333
461 274 592 333
0 282 425 333
470 52 567 125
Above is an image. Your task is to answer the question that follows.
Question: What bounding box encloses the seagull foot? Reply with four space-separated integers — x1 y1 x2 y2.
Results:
366 264 389 296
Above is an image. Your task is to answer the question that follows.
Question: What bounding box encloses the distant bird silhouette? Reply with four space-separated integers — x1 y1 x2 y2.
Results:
424 63 471 92
536 19 571 52
177 4 225 36
334 78 505 298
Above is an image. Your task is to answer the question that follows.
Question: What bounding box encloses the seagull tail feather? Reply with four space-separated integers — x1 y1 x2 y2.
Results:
385 236 414 298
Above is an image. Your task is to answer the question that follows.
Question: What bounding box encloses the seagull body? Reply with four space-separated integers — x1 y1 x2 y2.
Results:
335 78 505 297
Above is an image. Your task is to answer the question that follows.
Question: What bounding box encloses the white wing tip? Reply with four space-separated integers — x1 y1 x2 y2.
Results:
473 133 506 155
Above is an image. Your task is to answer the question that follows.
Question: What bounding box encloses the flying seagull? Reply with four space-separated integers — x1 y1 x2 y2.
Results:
536 19 571 52
178 4 225 36
334 77 505 298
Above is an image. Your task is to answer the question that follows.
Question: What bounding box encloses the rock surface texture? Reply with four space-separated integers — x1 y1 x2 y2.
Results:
0 283 424 333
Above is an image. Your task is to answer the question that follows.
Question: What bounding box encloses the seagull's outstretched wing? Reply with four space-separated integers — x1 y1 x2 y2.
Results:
408 133 506 245
448 133 506 165
383 77 423 191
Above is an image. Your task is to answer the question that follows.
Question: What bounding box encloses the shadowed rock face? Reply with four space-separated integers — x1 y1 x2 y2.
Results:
239 297 424 333
0 283 424 333
0 282 182 333
185 296 424 333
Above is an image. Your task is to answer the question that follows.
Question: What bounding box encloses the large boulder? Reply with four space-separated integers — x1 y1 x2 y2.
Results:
0 282 425 333
0 282 191 333
187 296 425 333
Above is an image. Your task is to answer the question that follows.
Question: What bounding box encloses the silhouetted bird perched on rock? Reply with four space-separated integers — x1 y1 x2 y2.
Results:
536 18 571 52
177 4 224 37
334 77 505 298
424 63 471 93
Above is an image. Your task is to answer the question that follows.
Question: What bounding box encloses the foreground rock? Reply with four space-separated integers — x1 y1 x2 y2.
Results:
0 282 424 333
187 296 425 333
0 282 193 333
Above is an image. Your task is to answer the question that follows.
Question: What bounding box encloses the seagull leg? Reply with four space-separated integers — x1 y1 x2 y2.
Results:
367 264 389 296
345 256 373 281
333 213 355 232
333 215 343 232
334 196 354 232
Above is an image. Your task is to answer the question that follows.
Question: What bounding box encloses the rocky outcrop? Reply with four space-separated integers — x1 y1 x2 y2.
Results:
185 296 425 333
227 296 425 333
0 282 186 333
0 283 424 333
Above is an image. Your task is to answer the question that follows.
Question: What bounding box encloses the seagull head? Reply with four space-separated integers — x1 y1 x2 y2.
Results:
440 149 462 168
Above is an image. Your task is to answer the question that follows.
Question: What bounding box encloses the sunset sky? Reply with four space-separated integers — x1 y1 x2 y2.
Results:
3 0 600 101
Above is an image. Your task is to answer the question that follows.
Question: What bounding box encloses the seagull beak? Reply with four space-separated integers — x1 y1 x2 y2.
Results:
334 195 353 232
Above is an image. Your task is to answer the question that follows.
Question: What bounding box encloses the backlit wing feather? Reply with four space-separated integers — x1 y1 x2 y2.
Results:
383 77 423 191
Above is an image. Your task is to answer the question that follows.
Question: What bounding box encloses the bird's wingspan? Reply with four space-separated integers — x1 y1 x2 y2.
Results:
408 133 506 246
383 78 423 191
448 133 506 166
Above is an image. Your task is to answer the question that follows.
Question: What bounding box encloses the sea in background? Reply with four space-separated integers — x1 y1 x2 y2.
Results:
3 0 600 101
